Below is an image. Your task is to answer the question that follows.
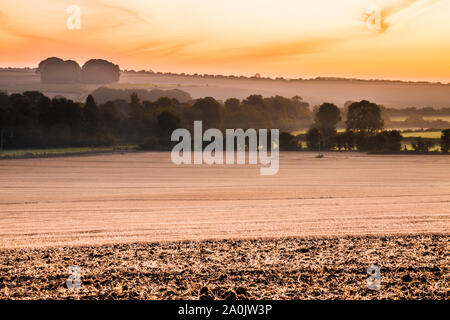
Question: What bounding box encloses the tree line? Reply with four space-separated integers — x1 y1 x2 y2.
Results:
0 91 310 150
0 90 449 154
284 101 449 154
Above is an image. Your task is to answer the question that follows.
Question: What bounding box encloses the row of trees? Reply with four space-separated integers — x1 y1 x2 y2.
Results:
402 133 449 153
386 106 450 117
38 57 120 84
0 92 311 149
441 130 450 153
0 92 119 148
1 90 449 154
299 101 449 153
130 94 311 148
192 95 311 131
304 100 394 152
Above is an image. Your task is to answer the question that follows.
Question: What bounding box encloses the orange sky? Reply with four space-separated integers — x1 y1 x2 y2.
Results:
1 0 450 82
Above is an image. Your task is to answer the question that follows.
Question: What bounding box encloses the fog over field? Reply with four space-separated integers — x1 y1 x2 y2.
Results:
1 152 448 249
119 74 450 109
1 70 450 109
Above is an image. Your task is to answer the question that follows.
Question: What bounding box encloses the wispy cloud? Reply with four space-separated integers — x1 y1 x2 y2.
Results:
0 0 449 81
89 0 153 26
366 0 442 32
201 37 341 64
121 40 198 58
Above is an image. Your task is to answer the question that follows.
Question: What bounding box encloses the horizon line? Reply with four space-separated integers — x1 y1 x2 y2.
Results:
1 65 449 86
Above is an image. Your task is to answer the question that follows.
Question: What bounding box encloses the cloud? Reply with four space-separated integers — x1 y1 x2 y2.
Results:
121 40 198 58
385 0 441 25
365 0 442 33
0 9 61 44
89 0 153 25
180 36 342 66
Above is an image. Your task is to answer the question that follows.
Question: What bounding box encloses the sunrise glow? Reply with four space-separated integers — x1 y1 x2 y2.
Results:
1 0 450 82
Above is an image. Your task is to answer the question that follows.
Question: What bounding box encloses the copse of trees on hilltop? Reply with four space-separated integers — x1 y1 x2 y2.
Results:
37 57 120 84
81 59 120 84
39 58 81 84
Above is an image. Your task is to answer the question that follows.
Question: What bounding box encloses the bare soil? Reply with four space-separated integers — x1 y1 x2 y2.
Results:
0 235 447 300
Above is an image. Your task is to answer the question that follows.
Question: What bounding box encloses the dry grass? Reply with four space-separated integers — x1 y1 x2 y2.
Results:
0 235 447 300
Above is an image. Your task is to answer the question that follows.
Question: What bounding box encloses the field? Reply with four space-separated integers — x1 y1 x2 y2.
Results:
0 145 137 159
0 235 447 300
1 152 449 248
0 152 449 299
292 130 444 139
401 131 442 139
390 116 450 122
292 130 444 151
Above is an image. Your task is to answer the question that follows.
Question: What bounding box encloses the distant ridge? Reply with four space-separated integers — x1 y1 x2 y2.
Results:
1 67 448 86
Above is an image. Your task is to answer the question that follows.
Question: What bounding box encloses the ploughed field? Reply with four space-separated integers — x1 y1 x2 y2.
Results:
0 152 448 299
0 235 448 299
0 152 449 248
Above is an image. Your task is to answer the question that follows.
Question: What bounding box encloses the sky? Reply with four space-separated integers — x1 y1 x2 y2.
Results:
1 0 450 82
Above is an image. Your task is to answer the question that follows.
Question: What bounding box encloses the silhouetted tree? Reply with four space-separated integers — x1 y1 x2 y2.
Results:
368 130 403 153
280 132 299 150
99 101 121 135
355 131 371 151
306 127 321 150
40 59 81 84
346 100 384 134
412 137 434 153
83 95 102 141
243 95 265 108
224 98 241 113
37 57 63 73
313 103 341 148
125 93 144 139
441 129 450 153
314 103 341 137
81 59 120 84
157 111 181 139
192 97 224 129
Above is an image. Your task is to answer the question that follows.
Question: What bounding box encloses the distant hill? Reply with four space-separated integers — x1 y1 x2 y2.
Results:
1 69 449 109
90 87 193 104
118 72 450 109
